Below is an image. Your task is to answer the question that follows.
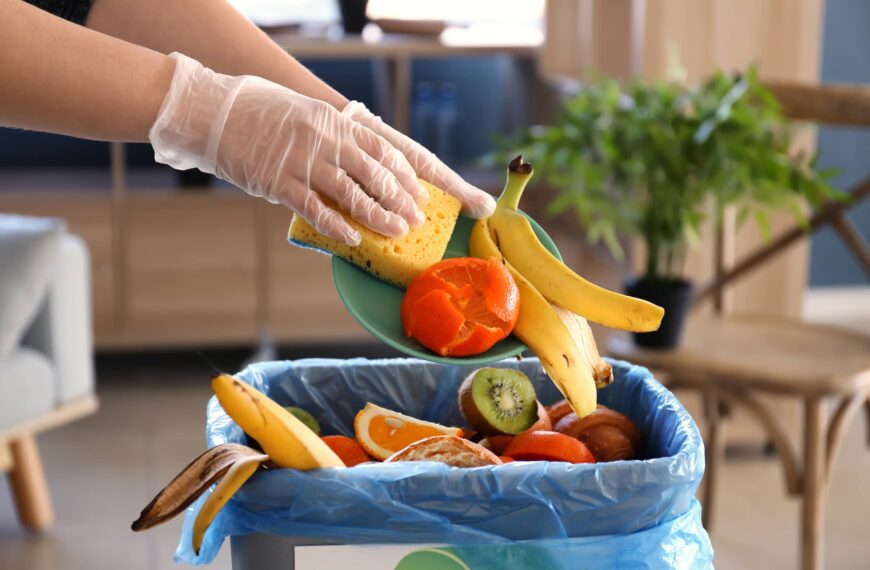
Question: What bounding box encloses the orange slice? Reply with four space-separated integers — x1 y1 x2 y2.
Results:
354 403 463 460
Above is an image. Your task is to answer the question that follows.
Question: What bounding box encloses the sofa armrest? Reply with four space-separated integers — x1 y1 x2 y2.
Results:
21 234 95 404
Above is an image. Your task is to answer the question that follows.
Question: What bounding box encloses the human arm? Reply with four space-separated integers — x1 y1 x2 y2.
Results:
0 0 422 243
85 0 495 217
86 0 349 110
0 0 175 141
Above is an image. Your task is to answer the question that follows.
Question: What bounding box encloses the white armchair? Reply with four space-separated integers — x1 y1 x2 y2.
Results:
0 216 98 530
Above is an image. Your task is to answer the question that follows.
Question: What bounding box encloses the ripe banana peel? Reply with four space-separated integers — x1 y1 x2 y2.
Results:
131 443 268 554
133 374 345 555
469 155 664 418
192 452 267 554
551 304 614 389
211 374 345 470
470 217 597 419
131 443 266 532
488 157 664 333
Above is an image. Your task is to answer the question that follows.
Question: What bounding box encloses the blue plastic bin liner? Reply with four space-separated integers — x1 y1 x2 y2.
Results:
176 357 712 568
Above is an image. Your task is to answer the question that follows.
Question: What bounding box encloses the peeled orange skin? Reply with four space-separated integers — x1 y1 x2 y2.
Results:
354 402 463 461
503 430 596 464
406 290 465 355
400 257 520 357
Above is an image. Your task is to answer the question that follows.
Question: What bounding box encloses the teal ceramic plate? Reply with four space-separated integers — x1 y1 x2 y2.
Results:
332 214 562 365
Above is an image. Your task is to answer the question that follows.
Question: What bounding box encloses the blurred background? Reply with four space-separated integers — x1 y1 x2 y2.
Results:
0 1 867 569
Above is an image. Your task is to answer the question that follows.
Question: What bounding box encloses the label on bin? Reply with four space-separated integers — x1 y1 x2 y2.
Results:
295 544 470 569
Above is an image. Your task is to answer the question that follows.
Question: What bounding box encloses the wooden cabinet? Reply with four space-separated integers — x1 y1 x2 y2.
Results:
265 205 363 343
0 174 369 350
0 191 116 336
121 192 259 347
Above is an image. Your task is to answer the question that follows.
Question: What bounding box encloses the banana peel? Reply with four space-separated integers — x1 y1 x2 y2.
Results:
470 217 598 418
131 443 267 532
192 452 267 554
211 374 345 470
468 155 661 418
133 374 346 555
132 442 269 555
488 156 664 333
551 304 614 389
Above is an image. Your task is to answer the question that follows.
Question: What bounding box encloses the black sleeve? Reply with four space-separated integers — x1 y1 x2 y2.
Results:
24 0 95 25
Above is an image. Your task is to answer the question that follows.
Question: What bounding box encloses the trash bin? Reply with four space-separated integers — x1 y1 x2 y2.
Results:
175 357 713 569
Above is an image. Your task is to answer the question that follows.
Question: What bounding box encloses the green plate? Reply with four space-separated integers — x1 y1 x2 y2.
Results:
332 213 562 365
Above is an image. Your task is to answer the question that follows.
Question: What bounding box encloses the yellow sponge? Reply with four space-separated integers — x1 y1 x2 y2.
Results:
288 180 462 288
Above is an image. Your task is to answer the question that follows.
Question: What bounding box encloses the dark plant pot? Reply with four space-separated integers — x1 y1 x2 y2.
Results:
337 0 369 34
625 278 694 350
176 169 212 189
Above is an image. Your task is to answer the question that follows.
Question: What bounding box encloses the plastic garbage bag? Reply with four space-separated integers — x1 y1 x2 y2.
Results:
176 357 712 568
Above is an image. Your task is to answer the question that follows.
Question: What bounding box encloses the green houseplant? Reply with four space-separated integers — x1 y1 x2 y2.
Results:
503 68 838 348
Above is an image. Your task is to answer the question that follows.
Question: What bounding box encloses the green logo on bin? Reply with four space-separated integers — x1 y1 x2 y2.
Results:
394 547 471 570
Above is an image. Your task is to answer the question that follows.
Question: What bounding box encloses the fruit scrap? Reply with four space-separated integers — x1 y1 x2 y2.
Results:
355 402 463 461
479 435 514 456
503 431 596 464
285 406 321 435
131 443 268 532
554 405 642 462
528 400 552 432
545 400 574 426
469 215 597 419
192 452 267 553
458 368 539 436
385 435 502 467
130 443 269 554
401 257 520 357
321 435 372 467
489 155 664 333
133 374 347 556
551 305 614 389
212 374 345 470
467 156 668 419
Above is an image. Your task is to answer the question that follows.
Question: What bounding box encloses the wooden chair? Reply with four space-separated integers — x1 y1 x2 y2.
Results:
0 228 98 531
607 81 870 570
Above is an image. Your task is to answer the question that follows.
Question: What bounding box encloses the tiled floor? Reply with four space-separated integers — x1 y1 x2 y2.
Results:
1 349 868 569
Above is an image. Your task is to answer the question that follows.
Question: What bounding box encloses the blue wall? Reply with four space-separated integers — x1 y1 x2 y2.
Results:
0 57 508 169
810 0 870 287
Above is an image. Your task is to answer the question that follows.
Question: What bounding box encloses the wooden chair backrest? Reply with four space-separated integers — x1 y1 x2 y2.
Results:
694 81 870 313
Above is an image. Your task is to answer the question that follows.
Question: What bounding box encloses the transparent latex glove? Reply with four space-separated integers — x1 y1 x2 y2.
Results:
342 101 496 219
149 53 427 246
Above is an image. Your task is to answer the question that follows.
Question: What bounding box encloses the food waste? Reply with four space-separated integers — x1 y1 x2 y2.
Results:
132 368 641 553
131 158 658 553
403 156 663 422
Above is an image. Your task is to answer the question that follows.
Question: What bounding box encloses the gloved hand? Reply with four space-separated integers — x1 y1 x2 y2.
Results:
342 101 496 219
149 53 427 246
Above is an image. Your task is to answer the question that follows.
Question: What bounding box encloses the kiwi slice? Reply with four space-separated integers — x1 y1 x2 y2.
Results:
284 406 321 436
458 368 538 436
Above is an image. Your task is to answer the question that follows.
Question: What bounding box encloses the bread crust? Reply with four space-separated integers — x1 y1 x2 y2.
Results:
385 435 503 467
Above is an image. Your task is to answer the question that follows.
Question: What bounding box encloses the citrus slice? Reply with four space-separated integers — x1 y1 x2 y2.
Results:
354 403 463 460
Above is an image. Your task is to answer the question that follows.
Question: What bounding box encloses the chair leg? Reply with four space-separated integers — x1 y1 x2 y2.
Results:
702 390 727 532
0 440 12 472
7 434 54 531
864 398 870 447
801 397 826 570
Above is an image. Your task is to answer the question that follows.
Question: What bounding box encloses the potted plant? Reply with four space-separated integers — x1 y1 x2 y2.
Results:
502 68 838 348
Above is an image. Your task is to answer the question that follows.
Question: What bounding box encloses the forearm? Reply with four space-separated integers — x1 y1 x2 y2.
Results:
0 0 175 142
86 0 349 110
